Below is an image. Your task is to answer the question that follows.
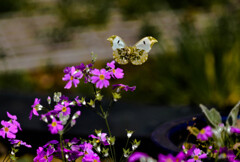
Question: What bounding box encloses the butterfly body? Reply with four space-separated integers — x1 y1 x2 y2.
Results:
108 35 157 65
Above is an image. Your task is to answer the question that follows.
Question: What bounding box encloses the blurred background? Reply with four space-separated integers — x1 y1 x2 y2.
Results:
0 0 240 160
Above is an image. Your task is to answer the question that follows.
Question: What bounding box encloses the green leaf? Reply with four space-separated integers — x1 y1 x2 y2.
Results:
187 126 200 136
226 101 240 127
199 104 222 128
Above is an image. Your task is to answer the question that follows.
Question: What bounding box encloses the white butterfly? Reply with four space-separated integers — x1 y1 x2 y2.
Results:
107 35 158 65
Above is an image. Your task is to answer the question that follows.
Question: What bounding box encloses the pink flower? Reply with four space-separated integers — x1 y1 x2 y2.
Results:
82 152 100 162
48 118 63 134
54 101 71 116
9 139 32 148
230 127 240 134
63 66 83 89
128 152 149 162
34 146 55 162
0 121 18 139
7 112 22 131
7 112 17 120
112 84 136 92
107 60 124 79
197 126 213 141
89 132 109 145
91 68 111 89
158 154 176 162
187 148 207 162
29 98 41 120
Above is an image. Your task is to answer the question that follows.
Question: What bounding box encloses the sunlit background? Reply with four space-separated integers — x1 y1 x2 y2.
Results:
0 0 240 160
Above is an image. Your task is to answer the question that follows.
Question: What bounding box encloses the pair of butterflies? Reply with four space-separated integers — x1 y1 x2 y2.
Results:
107 35 158 65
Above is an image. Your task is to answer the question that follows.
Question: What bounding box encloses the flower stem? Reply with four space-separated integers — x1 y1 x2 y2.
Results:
60 134 66 162
119 137 130 162
92 84 116 161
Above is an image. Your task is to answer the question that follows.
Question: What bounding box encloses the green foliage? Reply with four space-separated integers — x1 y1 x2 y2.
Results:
165 0 228 10
0 0 29 14
226 101 240 127
199 104 222 128
117 0 164 20
57 0 111 27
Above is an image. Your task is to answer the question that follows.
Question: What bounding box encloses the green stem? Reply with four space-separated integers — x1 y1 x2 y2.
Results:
91 84 116 161
120 137 130 162
60 134 66 162
106 97 114 114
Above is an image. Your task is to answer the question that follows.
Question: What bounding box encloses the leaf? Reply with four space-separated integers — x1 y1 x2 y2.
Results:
187 126 199 136
199 104 222 128
226 101 240 127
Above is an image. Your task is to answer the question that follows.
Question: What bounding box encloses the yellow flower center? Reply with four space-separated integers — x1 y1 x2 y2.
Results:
4 127 9 132
44 155 48 159
70 76 74 80
194 155 199 160
112 69 116 73
52 121 57 127
62 107 67 112
18 141 21 145
99 74 105 80
200 129 205 134
93 160 97 162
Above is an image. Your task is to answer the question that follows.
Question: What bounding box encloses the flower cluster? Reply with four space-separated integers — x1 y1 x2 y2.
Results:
0 112 31 160
34 138 102 162
27 56 138 161
128 102 240 162
128 146 208 162
29 93 82 135
62 61 127 90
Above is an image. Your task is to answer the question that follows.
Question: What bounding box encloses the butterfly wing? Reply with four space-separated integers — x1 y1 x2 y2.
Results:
107 35 129 65
130 36 158 65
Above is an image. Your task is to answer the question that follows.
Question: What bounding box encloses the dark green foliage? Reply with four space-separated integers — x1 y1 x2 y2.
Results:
0 0 29 13
57 0 111 27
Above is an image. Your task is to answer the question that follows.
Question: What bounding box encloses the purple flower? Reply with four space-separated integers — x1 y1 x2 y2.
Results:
34 146 55 162
43 140 59 148
7 112 17 120
128 152 149 162
62 66 83 89
60 95 69 102
158 154 176 162
0 121 18 139
176 152 186 161
74 96 82 107
29 98 41 120
91 68 111 89
230 127 240 134
107 60 124 79
80 142 94 154
54 101 71 116
48 118 63 134
7 112 22 131
82 152 100 162
112 84 136 92
63 66 71 74
89 132 109 145
9 139 32 148
227 150 240 162
197 126 213 141
75 63 86 71
187 148 207 162
41 109 59 122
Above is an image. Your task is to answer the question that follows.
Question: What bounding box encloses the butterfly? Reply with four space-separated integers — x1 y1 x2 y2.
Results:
107 35 158 65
